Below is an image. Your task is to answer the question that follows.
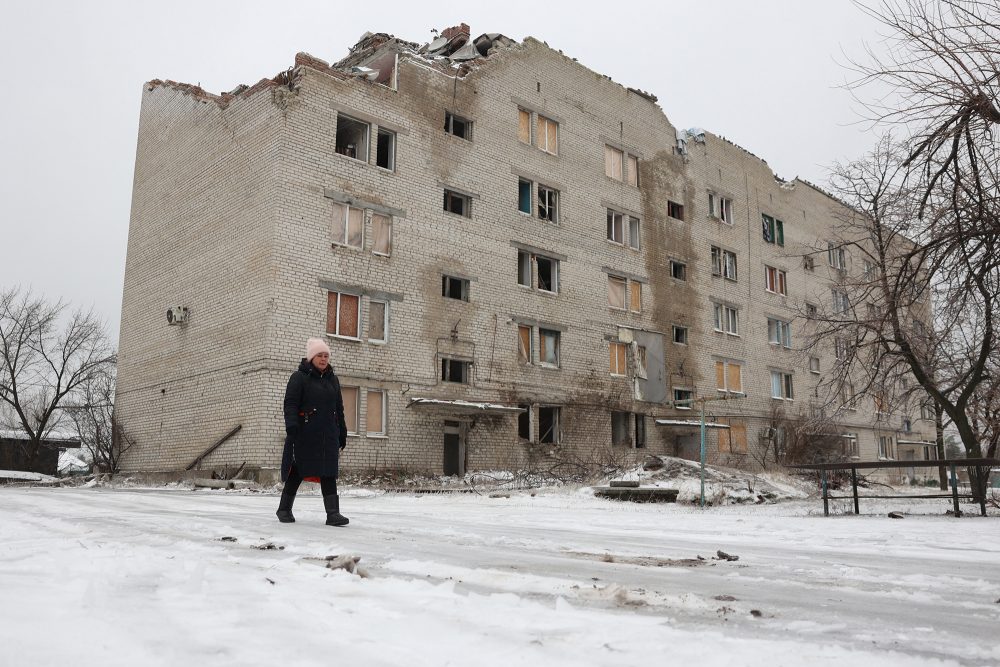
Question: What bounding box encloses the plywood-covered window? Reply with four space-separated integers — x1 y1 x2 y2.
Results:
342 386 359 434
518 108 532 144
327 292 360 339
608 275 627 309
368 300 387 343
332 203 364 249
630 281 642 313
720 420 747 453
538 115 558 155
715 360 743 393
371 213 392 256
627 155 639 187
609 341 627 376
366 389 386 436
605 145 623 180
518 325 532 364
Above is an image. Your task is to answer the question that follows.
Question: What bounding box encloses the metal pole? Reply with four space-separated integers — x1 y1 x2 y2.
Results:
851 467 859 515
949 464 960 517
699 400 706 509
821 469 829 517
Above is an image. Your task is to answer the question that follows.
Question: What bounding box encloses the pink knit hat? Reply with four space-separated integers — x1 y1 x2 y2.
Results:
305 337 330 361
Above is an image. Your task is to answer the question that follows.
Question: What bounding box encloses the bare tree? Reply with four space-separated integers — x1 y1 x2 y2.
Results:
0 286 115 471
64 364 134 474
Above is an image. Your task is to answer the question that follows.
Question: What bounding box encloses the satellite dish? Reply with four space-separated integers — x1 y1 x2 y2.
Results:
427 36 450 53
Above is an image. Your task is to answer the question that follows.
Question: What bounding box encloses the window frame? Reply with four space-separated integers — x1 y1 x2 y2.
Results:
767 318 792 349
608 275 627 310
367 299 388 344
444 111 473 140
341 385 360 435
764 265 788 296
537 115 558 155
327 291 361 340
375 127 396 171
442 275 470 302
670 259 687 281
715 359 744 394
627 216 641 250
518 325 533 365
331 202 365 249
713 303 739 336
537 184 559 223
673 388 694 410
770 370 794 400
441 357 471 384
365 389 387 436
443 189 472 218
538 405 561 444
609 341 627 376
667 200 685 221
539 328 561 368
672 325 688 345
335 114 370 162
607 209 624 244
370 212 392 256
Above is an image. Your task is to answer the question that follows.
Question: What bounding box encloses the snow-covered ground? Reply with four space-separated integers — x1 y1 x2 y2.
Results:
1 484 997 666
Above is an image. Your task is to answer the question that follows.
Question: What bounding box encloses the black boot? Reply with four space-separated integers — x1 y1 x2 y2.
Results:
276 487 296 523
323 494 349 526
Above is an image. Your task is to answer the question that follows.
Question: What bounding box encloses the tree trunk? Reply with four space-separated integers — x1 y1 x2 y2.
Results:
935 402 948 491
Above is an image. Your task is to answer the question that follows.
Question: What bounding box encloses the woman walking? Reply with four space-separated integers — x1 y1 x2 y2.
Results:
276 337 349 526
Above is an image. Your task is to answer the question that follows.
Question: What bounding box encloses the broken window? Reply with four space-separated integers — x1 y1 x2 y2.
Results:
376 128 396 170
332 203 364 249
770 371 794 400
442 275 470 301
713 303 739 335
368 300 387 343
628 216 640 250
711 246 737 280
518 108 532 144
518 325 533 364
764 266 787 295
341 386 359 434
518 404 531 439
441 358 471 384
366 389 386 436
715 360 743 393
634 413 646 449
326 291 360 339
805 302 818 319
767 318 792 348
832 289 850 314
335 115 370 162
539 329 560 367
803 255 815 272
670 260 687 281
668 200 684 221
809 356 820 374
518 179 532 214
605 145 623 180
762 214 784 246
609 342 627 375
371 213 392 256
611 411 631 447
607 209 624 244
629 281 642 313
672 325 688 345
673 388 694 409
444 189 471 217
834 338 849 361
709 193 733 224
538 406 560 444
827 242 847 270
636 345 647 378
538 185 558 223
445 112 472 140
517 251 531 287
608 275 627 309
537 115 558 155
627 155 639 187
536 256 558 293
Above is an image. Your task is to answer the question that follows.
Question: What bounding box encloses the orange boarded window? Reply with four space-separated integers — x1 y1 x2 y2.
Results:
366 389 385 435
609 342 627 375
341 386 359 434
327 292 360 338
518 108 531 144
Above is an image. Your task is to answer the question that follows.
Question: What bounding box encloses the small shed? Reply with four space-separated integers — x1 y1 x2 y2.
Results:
0 429 82 477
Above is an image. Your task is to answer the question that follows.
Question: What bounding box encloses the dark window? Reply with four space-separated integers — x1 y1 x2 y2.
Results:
518 179 532 214
634 414 646 449
612 411 630 447
536 256 557 293
539 406 560 444
668 200 684 221
538 185 558 222
335 115 370 161
672 325 688 344
442 275 469 301
670 260 687 281
445 112 472 140
444 189 471 217
376 128 396 170
673 388 693 408
762 214 785 246
518 404 531 439
441 358 470 383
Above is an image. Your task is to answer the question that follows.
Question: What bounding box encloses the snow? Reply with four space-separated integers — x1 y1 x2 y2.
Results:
1 484 998 666
0 469 56 482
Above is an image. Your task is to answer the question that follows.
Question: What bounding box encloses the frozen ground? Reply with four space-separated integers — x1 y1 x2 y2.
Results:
1 484 998 666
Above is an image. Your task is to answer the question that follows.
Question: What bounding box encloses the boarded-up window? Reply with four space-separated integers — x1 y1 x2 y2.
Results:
327 292 360 338
609 342 626 375
368 300 386 342
538 116 558 154
636 345 647 378
371 213 391 255
366 389 385 435
715 360 743 393
720 420 747 453
518 108 531 144
605 145 623 180
628 216 640 250
607 209 624 243
630 281 642 313
608 275 626 309
518 325 532 364
342 386 359 434
332 203 364 248
627 154 639 187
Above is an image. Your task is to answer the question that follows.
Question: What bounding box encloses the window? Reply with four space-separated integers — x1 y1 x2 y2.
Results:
832 289 850 314
517 251 531 287
803 255 815 272
612 411 631 447
341 386 359 434
608 275 627 309
805 302 818 319
518 108 531 144
668 200 684 221
902 417 912 433
670 260 687 281
607 209 624 244
609 341 627 376
630 281 642 313
442 275 470 301
517 251 559 294
771 371 794 400
711 246 737 281
764 266 787 296
720 420 748 454
326 292 360 339
335 114 369 161
841 435 859 458
332 203 364 249
628 216 640 250
828 242 846 270
636 345 648 378
445 112 472 140
834 338 849 361
605 145 623 180
444 189 471 217
709 193 734 224
878 435 894 459
366 389 386 436
441 358 471 383
809 356 820 374
538 185 558 223
376 128 396 170
371 213 391 256
673 388 694 409
518 404 531 439
767 318 792 348
538 406 561 444
672 325 688 345
713 303 739 336
518 179 532 214
368 300 387 343
714 360 743 393
863 259 875 279
537 115 558 155
874 393 888 415
539 329 560 367
762 214 784 246
841 381 857 410
627 155 639 187
518 325 533 364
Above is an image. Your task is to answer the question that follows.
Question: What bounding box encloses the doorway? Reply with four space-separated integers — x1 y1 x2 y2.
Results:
443 420 466 476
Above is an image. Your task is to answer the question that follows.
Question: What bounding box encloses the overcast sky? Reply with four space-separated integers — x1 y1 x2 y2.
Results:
0 1 887 342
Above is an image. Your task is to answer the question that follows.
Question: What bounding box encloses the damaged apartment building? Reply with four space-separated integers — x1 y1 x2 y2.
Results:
115 24 938 480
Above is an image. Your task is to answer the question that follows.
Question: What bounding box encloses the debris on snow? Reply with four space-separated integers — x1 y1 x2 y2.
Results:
326 554 367 577
715 551 740 562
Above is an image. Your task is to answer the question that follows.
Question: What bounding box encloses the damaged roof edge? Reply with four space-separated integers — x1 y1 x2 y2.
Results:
146 66 302 109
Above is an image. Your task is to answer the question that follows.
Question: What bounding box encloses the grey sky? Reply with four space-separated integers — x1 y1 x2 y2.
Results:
0 1 885 342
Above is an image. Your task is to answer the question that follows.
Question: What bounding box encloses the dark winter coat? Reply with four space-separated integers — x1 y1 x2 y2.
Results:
281 359 348 481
